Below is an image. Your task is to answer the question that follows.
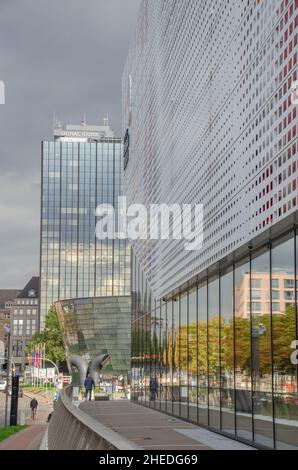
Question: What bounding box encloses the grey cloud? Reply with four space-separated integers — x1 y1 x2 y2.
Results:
0 0 141 287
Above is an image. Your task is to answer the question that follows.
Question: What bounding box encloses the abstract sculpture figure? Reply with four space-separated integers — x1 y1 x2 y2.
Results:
89 353 110 384
69 355 88 386
69 353 110 386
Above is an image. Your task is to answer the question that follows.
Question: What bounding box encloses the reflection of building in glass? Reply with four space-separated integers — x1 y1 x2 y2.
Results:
123 0 298 450
40 121 130 328
236 272 297 318
55 296 131 375
130 232 298 450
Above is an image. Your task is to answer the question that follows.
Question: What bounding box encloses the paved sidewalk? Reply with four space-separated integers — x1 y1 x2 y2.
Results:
0 391 50 450
0 411 48 450
0 393 31 427
79 401 255 450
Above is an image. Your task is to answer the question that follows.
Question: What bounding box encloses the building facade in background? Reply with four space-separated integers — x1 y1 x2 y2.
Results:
123 0 298 449
10 277 39 372
40 121 131 328
0 289 20 375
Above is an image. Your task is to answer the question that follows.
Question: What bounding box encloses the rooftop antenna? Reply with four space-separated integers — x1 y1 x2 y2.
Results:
81 112 87 126
53 111 56 129
103 116 109 127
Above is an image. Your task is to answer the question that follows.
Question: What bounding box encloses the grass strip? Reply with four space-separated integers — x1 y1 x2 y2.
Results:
0 425 28 442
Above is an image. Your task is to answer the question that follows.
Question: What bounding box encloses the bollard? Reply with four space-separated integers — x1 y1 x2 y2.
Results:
19 409 26 425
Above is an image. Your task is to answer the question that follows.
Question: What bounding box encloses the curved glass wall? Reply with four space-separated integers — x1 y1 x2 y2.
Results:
56 296 131 375
131 228 298 449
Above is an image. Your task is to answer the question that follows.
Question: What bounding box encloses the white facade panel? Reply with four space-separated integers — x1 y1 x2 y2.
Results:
123 0 298 299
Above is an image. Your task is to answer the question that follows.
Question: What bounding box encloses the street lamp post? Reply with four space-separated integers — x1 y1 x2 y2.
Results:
4 325 11 427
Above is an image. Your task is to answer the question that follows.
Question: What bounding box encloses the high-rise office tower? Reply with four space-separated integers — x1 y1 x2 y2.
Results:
39 121 130 328
123 0 298 449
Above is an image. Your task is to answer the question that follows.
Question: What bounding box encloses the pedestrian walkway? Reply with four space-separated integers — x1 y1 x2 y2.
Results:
79 401 255 450
0 411 48 450
0 390 50 451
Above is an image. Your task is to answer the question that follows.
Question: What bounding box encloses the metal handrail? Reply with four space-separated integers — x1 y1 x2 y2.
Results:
47 385 141 450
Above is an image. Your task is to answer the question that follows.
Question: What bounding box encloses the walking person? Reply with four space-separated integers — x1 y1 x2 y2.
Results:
30 398 38 420
149 374 159 401
53 390 59 407
84 374 95 401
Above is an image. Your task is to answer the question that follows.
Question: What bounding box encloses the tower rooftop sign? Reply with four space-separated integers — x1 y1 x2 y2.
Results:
54 120 115 142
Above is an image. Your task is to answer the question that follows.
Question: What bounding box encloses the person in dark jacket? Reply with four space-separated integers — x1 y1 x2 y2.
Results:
84 375 95 401
30 398 38 419
30 398 38 410
149 375 159 401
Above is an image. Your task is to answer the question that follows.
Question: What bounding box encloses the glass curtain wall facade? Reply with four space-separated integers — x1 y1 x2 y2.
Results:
131 227 298 449
125 0 298 450
40 138 130 327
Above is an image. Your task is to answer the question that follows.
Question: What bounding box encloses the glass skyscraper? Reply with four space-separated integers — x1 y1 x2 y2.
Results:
123 0 298 449
40 121 131 328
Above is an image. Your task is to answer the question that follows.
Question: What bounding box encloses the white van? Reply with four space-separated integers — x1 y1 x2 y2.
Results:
0 379 7 392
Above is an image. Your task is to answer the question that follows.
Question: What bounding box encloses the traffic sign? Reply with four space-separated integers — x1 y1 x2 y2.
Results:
39 369 47 379
46 368 55 379
63 375 72 384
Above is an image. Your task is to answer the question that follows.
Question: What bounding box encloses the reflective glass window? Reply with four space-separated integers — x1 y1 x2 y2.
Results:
180 293 188 419
198 282 208 425
208 276 220 429
235 258 252 441
188 288 198 423
220 268 235 435
272 236 297 449
251 249 274 448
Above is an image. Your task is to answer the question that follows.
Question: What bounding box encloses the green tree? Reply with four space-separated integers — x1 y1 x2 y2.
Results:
188 322 197 375
25 306 66 365
271 305 297 374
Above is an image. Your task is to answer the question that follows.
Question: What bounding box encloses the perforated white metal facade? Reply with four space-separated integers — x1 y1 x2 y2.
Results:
123 0 298 299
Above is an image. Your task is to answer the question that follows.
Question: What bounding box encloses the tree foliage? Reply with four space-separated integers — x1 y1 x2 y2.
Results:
24 306 66 364
132 305 297 377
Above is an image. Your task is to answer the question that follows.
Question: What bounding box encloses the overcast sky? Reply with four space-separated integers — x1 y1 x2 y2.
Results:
0 0 140 288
